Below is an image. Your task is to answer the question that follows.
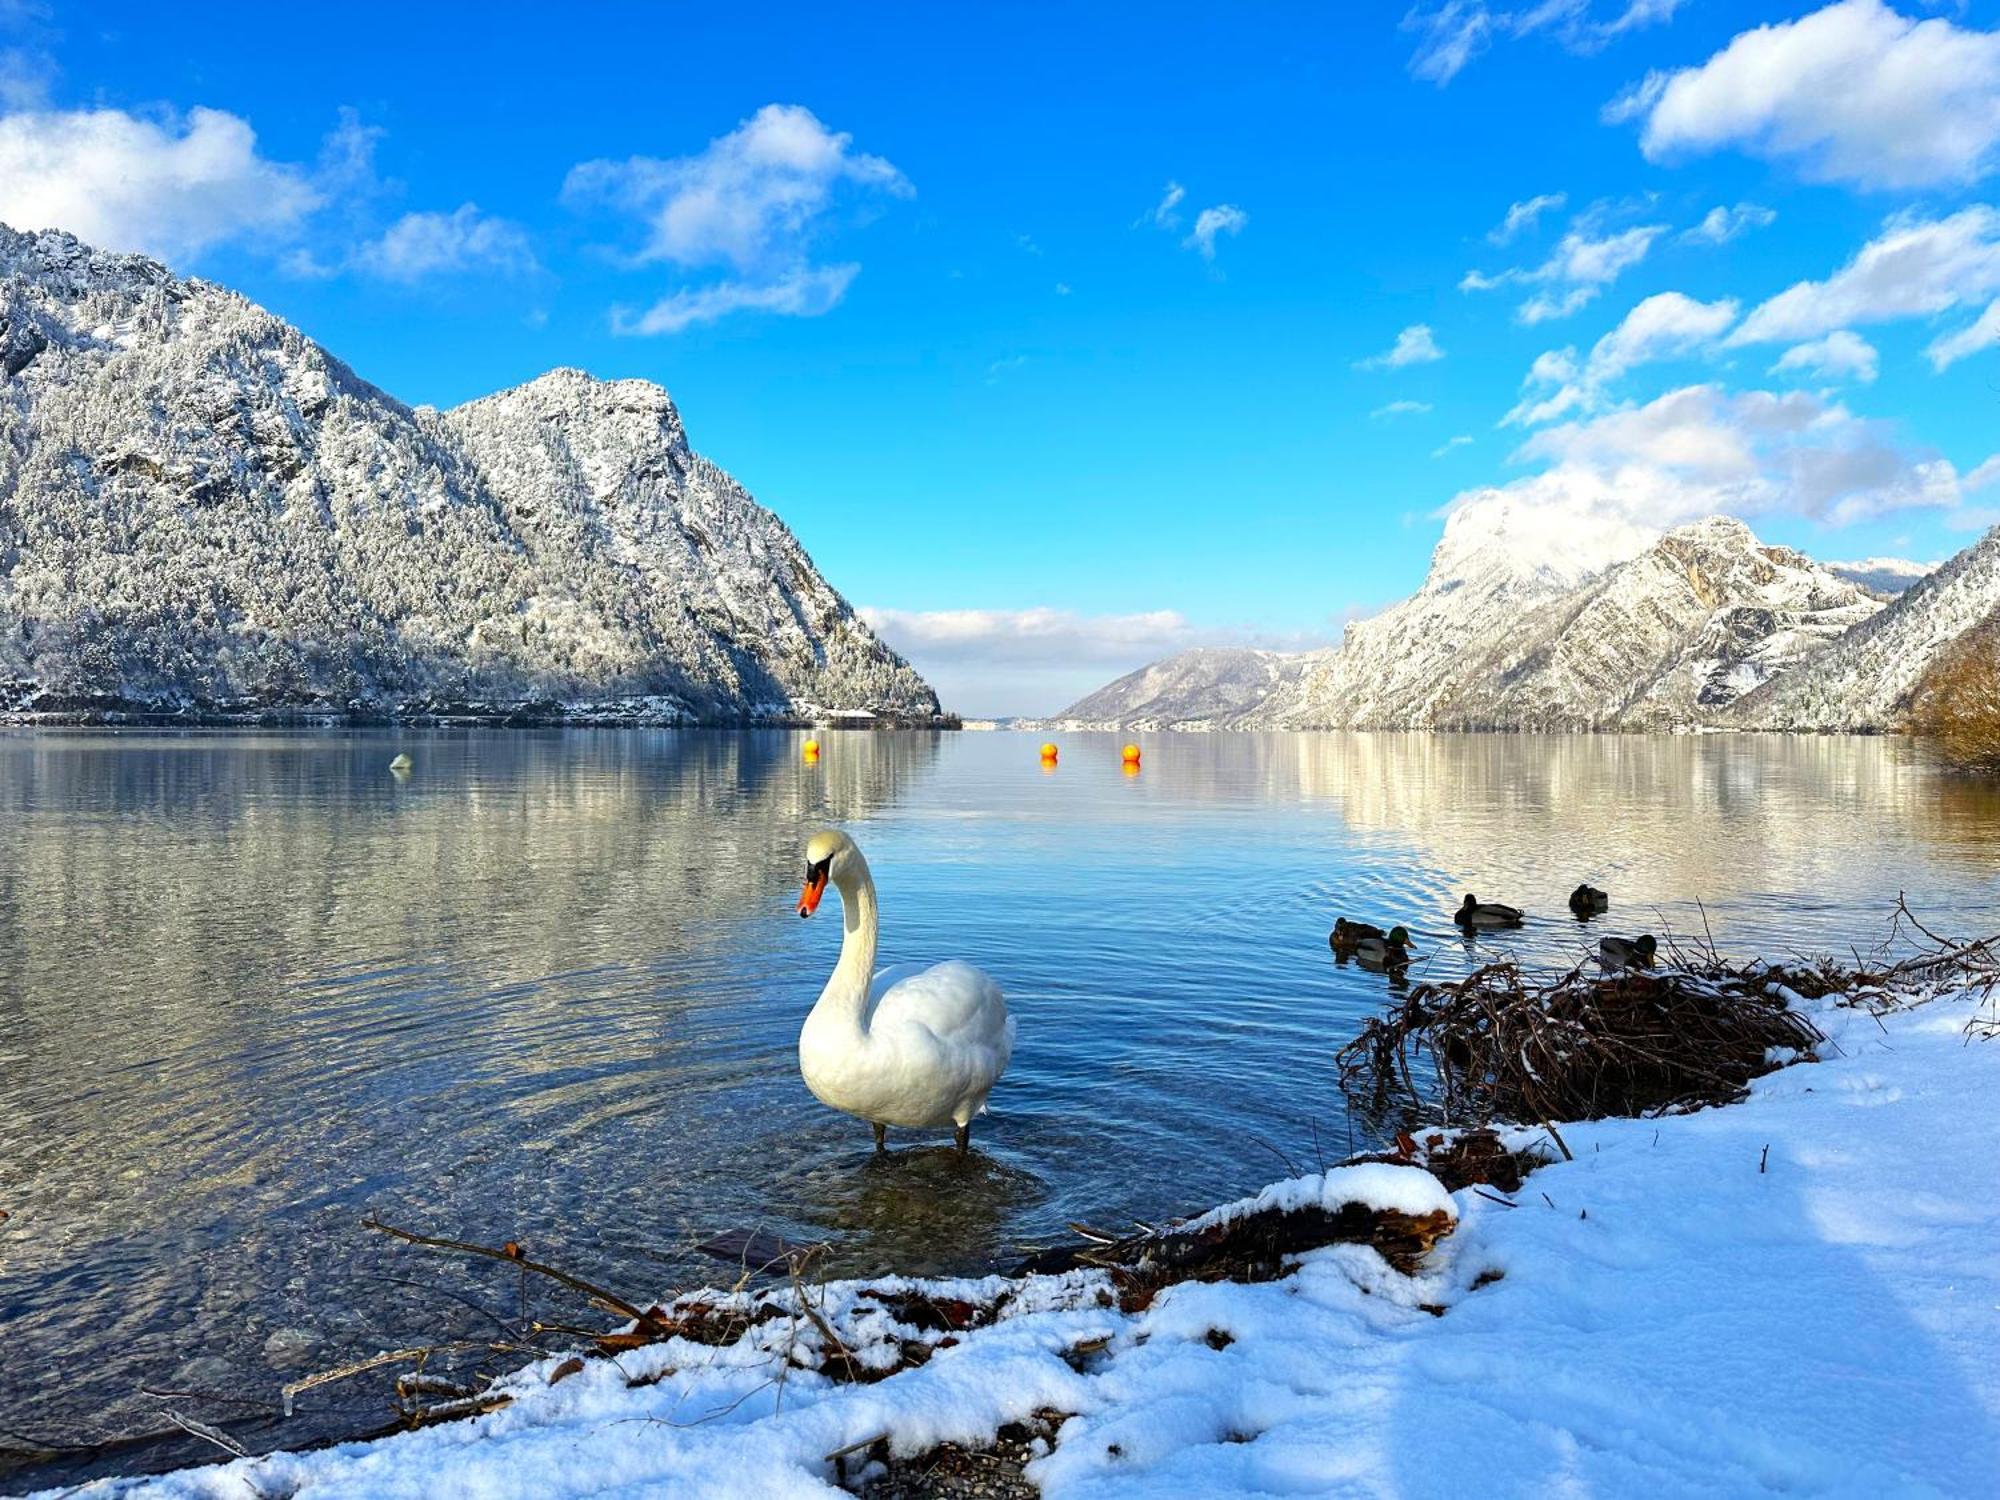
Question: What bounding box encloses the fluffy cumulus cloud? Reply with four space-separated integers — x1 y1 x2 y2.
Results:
1407 0 1685 86
1463 208 1665 323
352 204 535 281
0 105 320 262
1505 291 1737 423
1356 323 1445 370
1509 383 1960 526
565 103 910 333
1611 0 2000 190
1731 206 2000 349
1772 330 1880 383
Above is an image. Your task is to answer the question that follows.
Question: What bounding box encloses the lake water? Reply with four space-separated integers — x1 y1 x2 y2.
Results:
3 728 1997 1490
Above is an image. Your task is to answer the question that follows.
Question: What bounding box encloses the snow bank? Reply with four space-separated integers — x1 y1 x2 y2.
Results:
1180 1161 1457 1234
61 991 2000 1499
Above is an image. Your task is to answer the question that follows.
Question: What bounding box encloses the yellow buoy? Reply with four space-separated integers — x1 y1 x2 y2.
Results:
803 738 820 759
1039 742 1058 761
1121 744 1141 764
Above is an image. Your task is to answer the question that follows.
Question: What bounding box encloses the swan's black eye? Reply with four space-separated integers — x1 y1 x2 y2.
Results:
805 856 831 883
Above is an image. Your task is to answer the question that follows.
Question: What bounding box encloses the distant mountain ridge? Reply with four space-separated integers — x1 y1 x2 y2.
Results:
1055 511 1988 733
0 225 941 724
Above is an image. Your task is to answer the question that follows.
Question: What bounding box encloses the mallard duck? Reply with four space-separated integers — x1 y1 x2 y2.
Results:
1569 884 1609 917
1354 926 1412 966
1455 894 1524 929
1330 917 1386 952
1599 934 1658 971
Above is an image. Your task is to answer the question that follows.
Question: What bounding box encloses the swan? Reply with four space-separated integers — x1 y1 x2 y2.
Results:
795 829 1014 1154
1456 894 1524 929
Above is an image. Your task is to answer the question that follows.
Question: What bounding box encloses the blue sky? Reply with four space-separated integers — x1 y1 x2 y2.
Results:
6 2 2000 713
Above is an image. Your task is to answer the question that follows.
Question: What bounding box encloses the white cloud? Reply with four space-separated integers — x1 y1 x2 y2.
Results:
861 606 1198 668
1356 323 1446 370
352 204 534 281
612 264 858 336
565 104 907 269
1463 212 1665 323
1489 191 1566 244
1407 0 1685 86
1772 330 1880 383
1964 454 2000 491
859 605 1333 717
1372 399 1435 418
1511 383 1960 525
1684 202 1776 245
1613 0 2000 190
1182 203 1247 260
1506 291 1737 423
1518 286 1597 324
1144 181 1186 230
1433 434 1475 457
565 103 907 334
1731 206 2000 344
1927 297 2000 369
0 105 320 262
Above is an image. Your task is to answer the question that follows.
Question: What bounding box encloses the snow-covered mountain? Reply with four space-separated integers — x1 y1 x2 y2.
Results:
1823 556 1937 599
0 225 939 723
1732 524 2000 731
1426 517 1883 731
1055 509 1970 733
1048 646 1327 729
1277 491 1658 729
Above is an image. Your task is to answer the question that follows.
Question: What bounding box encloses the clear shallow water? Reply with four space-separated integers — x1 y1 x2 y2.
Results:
2 728 1996 1489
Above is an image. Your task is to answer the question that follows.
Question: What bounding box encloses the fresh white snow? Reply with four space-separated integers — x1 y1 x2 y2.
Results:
63 985 2000 1499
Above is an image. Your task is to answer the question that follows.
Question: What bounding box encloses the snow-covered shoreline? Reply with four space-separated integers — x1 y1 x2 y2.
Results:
54 986 2000 1499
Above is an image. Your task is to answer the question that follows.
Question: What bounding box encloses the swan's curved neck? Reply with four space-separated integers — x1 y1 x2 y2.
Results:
811 851 879 1036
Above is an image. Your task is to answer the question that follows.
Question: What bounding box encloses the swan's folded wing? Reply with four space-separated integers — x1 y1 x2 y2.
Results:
870 960 1010 1051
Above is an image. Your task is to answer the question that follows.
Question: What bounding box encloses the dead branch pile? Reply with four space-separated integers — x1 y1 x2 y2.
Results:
1335 960 1825 1125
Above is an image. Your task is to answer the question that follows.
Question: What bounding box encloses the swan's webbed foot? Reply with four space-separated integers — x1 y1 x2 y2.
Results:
872 1122 887 1154
954 1122 970 1155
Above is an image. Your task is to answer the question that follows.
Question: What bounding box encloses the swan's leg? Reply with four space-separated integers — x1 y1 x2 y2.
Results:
872 1122 886 1154
954 1122 970 1155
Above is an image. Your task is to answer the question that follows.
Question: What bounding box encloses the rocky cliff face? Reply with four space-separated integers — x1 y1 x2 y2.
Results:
1731 523 2000 732
0 225 939 723
1428 518 1882 731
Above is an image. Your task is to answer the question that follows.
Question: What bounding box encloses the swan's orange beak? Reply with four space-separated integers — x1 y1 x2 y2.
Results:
798 866 828 918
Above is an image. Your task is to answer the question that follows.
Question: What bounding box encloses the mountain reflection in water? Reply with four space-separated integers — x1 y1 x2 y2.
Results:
2 728 1992 1491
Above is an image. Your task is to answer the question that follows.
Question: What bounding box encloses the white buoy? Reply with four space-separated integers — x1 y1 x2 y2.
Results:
389 753 412 774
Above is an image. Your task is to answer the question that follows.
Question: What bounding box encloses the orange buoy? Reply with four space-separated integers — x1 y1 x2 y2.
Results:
1040 742 1058 761
1122 743 1141 764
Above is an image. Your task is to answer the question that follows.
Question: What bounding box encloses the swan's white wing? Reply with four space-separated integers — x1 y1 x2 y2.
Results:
872 960 1010 1054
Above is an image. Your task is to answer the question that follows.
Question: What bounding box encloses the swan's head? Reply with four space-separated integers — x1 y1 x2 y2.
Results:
798 829 857 918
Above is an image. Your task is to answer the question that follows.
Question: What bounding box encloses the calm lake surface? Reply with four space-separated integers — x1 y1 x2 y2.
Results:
3 728 1997 1489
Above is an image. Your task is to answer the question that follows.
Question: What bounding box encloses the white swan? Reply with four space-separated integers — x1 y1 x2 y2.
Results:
795 829 1014 1154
